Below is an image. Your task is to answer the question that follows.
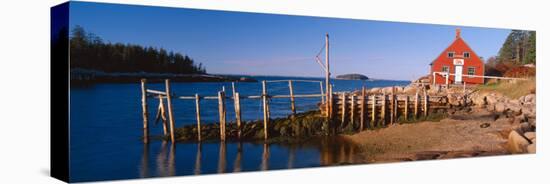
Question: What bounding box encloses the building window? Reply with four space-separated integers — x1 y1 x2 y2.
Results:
442 65 450 73
467 67 475 77
447 52 454 58
463 52 470 58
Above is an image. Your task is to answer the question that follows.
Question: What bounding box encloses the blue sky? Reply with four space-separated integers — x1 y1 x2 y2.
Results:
68 2 511 80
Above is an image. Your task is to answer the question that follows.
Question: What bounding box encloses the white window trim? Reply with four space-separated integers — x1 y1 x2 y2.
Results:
447 51 455 58
463 52 470 58
467 67 475 78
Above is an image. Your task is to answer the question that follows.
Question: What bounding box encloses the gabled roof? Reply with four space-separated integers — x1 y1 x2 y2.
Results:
430 28 483 65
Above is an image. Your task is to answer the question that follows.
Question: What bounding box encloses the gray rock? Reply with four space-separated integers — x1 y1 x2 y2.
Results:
527 144 536 153
507 103 522 115
486 95 499 105
508 130 530 153
370 87 381 94
524 132 536 141
523 94 536 103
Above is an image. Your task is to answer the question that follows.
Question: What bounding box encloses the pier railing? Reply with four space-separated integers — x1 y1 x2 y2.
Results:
140 79 325 143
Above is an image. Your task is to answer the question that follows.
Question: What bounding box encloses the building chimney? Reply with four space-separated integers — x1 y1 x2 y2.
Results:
455 28 461 39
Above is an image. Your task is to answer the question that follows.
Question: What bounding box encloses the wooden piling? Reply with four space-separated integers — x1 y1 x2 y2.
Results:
234 92 242 139
414 91 419 119
262 80 269 140
390 87 395 124
195 94 201 141
140 79 149 143
159 94 168 136
320 82 325 106
218 91 227 141
404 95 409 121
381 93 386 126
371 95 376 127
341 93 346 124
360 87 366 131
424 90 429 117
351 94 356 128
288 80 296 117
165 79 176 143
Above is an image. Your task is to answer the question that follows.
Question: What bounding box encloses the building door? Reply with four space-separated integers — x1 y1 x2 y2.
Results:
455 65 463 84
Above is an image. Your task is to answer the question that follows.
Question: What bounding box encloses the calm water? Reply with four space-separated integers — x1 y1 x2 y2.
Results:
69 76 409 182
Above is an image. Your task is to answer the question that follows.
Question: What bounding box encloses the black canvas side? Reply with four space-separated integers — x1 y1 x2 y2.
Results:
50 2 70 183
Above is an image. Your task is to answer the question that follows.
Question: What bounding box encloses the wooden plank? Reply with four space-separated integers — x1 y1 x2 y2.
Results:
320 82 325 106
140 79 149 143
234 92 242 139
146 89 167 95
218 91 227 141
165 79 176 143
390 87 394 124
262 81 269 140
195 94 201 141
288 80 296 117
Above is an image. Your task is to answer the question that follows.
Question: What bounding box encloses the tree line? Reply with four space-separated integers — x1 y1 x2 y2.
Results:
485 30 535 77
69 25 206 74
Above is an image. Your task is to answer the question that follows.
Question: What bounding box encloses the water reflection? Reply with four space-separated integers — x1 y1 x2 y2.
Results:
139 143 149 178
218 142 227 173
233 142 242 172
261 143 270 170
194 143 202 175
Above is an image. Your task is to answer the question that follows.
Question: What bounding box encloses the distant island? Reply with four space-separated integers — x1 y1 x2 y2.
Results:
335 73 369 80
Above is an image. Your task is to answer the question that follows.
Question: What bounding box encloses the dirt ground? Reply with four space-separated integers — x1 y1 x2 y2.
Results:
342 108 514 163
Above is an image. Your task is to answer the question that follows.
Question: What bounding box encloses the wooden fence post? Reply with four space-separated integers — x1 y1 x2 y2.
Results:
234 92 242 139
288 80 296 117
141 79 149 143
218 91 226 141
360 86 366 131
262 80 269 140
195 94 201 141
165 79 176 143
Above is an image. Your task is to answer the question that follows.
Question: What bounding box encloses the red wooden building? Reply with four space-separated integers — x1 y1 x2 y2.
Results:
430 29 484 85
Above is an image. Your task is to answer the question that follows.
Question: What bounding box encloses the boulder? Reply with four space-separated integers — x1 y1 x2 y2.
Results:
494 102 508 113
523 94 536 104
507 130 530 153
485 95 499 105
369 87 381 94
527 144 536 153
403 86 417 94
507 103 522 115
524 132 536 141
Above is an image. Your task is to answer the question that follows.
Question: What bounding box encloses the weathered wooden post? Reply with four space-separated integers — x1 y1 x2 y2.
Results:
414 91 419 119
341 93 346 124
381 92 387 126
390 87 395 124
159 94 168 136
320 81 325 106
445 73 450 88
141 79 149 143
424 90 429 117
262 80 269 140
432 72 436 86
360 86 366 131
350 94 356 128
325 34 331 120
288 80 296 117
165 79 176 143
404 95 409 121
195 94 202 141
234 92 242 139
371 95 376 127
218 91 227 141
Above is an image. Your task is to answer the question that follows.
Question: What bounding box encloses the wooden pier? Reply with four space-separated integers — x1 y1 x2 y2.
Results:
140 79 449 143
